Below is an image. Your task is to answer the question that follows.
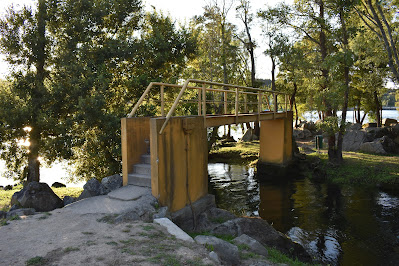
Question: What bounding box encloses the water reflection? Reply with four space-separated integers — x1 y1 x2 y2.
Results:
208 163 399 265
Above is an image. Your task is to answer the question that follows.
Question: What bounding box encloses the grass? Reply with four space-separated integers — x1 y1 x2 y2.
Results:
267 247 311 266
0 185 82 212
25 256 47 265
307 151 399 186
209 140 259 165
64 246 80 253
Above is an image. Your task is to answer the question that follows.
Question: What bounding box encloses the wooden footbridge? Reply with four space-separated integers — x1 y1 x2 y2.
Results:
121 79 293 212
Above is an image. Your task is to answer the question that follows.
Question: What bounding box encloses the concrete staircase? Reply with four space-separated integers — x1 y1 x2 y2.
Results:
128 154 151 187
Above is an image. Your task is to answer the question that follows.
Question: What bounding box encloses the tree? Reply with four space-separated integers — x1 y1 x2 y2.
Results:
0 0 49 182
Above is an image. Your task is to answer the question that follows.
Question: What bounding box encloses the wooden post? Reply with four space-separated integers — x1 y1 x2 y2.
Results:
198 88 201 116
235 88 239 124
224 91 228 114
244 94 248 113
258 92 261 121
202 84 206 123
161 85 165 117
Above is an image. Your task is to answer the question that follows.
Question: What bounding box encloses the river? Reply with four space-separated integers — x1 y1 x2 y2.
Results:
208 163 399 265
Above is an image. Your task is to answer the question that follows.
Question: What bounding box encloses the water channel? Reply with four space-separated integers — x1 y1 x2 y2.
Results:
208 163 399 265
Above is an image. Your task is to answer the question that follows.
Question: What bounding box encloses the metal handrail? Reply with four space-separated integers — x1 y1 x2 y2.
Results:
127 79 291 134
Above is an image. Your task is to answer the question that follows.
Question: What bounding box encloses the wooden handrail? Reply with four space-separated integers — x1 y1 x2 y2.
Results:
126 79 291 134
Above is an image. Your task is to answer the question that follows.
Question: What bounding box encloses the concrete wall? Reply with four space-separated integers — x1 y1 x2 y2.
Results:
150 116 208 212
121 117 151 186
259 111 293 165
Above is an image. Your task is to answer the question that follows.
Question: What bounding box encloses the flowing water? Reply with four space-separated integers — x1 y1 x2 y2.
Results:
208 163 399 265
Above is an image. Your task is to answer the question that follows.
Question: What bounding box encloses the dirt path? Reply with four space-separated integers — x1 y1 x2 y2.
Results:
0 209 215 265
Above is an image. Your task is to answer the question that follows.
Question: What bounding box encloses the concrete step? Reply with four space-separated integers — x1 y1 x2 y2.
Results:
141 154 151 164
134 163 151 175
128 173 151 187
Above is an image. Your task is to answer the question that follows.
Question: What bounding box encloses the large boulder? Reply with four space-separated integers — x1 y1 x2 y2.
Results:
78 178 109 200
10 182 63 212
210 217 312 263
194 235 240 265
342 130 367 151
51 182 66 188
360 140 387 154
101 174 123 192
6 208 36 219
293 129 312 140
382 118 398 127
240 128 255 142
348 123 363 131
379 136 399 153
233 234 268 257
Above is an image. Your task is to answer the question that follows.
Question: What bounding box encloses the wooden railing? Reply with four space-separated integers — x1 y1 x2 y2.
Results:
128 79 291 134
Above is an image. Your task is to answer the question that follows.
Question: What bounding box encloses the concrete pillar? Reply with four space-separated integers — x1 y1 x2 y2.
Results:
150 116 208 212
259 111 293 165
121 117 151 186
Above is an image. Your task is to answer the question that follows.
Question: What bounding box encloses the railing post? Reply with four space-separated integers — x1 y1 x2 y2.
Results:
258 92 261 121
235 87 239 124
244 94 247 113
274 93 278 113
224 91 228 114
198 88 201 116
202 84 206 123
161 85 165 117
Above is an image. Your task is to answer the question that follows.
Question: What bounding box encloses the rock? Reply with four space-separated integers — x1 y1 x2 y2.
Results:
209 251 221 264
342 130 367 151
6 208 36 219
154 218 194 242
63 196 76 206
394 136 399 146
101 174 123 192
393 124 399 136
241 128 255 142
301 121 316 132
4 185 13 191
364 122 377 128
348 123 362 131
382 118 398 127
210 217 312 263
0 211 6 219
9 205 19 212
380 136 399 153
51 182 66 188
194 235 240 265
78 178 109 200
0 186 3 190
360 140 387 154
196 207 237 232
153 206 171 220
114 193 157 223
171 194 216 231
11 182 64 212
233 234 268 257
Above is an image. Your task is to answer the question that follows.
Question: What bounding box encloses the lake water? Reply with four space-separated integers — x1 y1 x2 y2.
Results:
303 110 399 123
208 163 399 265
0 160 84 187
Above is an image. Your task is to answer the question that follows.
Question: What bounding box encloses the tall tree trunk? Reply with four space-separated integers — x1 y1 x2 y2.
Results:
336 6 351 163
28 0 47 182
374 90 381 127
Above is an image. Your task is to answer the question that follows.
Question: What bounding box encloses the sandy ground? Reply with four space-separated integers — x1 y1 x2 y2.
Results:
0 208 216 266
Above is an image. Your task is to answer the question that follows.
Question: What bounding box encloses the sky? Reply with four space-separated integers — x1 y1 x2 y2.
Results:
0 0 291 80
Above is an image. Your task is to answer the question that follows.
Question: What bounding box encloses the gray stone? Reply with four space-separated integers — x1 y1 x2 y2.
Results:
360 140 387 154
364 122 377 128
154 218 194 242
382 118 397 127
113 193 157 223
342 130 367 151
6 208 35 219
196 207 237 232
78 178 109 200
211 217 312 263
293 129 312 140
63 196 76 206
301 121 316 131
171 194 216 231
153 206 171 219
233 234 268 257
195 235 240 265
241 128 254 142
348 123 362 131
107 185 149 201
0 211 6 219
11 182 63 212
209 251 221 264
380 136 399 153
51 182 66 188
9 205 19 212
101 174 123 192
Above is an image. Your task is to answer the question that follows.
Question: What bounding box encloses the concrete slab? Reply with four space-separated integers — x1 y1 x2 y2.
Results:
107 185 150 201
154 218 194 242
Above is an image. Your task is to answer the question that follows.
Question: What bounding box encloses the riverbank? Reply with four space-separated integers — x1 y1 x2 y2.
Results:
209 140 399 187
